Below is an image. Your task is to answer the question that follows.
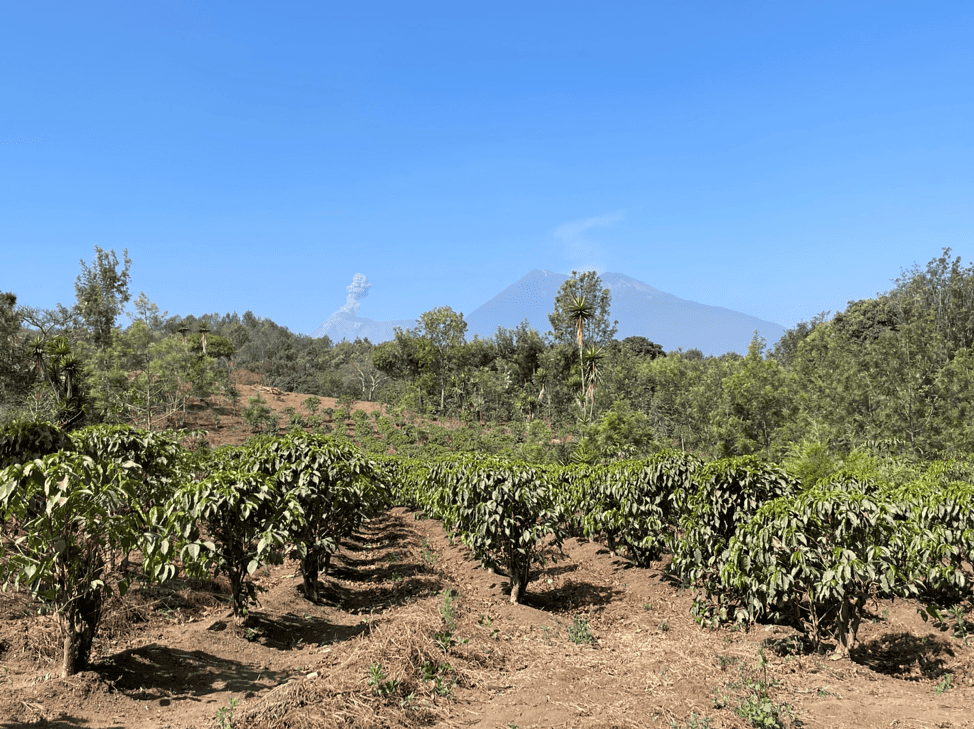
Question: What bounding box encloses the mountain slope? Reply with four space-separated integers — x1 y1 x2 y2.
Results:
464 270 785 356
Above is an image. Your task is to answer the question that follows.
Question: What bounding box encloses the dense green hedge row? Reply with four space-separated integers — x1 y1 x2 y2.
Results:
2 420 972 673
391 449 974 656
0 422 389 676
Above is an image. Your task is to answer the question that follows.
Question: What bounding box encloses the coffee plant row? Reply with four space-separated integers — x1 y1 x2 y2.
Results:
2 418 972 674
393 451 973 657
0 422 388 677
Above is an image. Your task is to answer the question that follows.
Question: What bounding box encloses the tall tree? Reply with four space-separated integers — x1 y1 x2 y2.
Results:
0 292 32 413
548 271 617 420
548 271 617 348
74 247 132 351
417 306 468 412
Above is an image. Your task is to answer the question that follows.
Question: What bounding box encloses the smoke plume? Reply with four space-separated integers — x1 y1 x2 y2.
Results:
339 273 371 316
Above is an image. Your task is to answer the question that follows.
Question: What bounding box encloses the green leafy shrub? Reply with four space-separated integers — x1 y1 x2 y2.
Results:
0 418 70 468
669 456 796 625
171 469 295 616
241 394 277 434
576 451 702 564
720 481 934 656
69 424 188 506
0 453 172 676
245 432 389 601
420 455 565 603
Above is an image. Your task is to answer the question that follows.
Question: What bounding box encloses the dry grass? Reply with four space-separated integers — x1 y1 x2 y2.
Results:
237 593 507 729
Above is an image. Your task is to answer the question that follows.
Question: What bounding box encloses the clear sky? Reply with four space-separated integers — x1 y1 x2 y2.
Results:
3 1 973 339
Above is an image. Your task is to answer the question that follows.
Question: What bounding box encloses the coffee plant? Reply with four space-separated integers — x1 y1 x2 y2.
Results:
718 477 959 656
449 456 565 603
245 432 390 601
669 456 796 625
0 452 173 676
69 424 190 507
0 418 70 468
171 469 296 616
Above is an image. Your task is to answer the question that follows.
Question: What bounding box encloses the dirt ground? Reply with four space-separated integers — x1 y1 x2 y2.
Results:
0 387 972 728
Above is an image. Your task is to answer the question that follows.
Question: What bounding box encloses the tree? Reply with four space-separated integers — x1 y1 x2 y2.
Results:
713 335 793 459
85 295 230 428
0 292 33 415
548 272 617 421
548 271 617 348
0 453 173 676
417 306 468 413
74 247 132 350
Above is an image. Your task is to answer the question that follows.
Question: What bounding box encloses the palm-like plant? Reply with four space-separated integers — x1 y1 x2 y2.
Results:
566 296 595 416
582 345 606 420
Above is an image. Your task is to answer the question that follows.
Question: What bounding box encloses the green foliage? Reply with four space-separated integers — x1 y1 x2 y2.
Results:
244 432 389 601
572 451 703 564
0 292 34 415
669 457 796 625
548 271 617 350
712 336 793 459
439 589 457 631
567 615 595 645
171 468 295 616
215 696 239 729
84 296 231 429
242 394 278 434
367 662 400 697
69 424 188 506
720 483 920 655
0 418 71 468
420 455 565 603
935 672 953 694
73 246 132 350
0 452 171 676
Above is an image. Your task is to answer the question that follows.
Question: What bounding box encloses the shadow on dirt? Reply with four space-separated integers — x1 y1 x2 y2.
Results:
318 575 444 613
99 644 290 702
329 559 430 584
240 610 369 649
2 715 125 729
852 631 956 680
526 579 622 612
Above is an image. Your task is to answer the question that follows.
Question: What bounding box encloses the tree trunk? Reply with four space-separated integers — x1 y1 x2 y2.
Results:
834 594 866 659
508 555 530 605
301 555 321 603
59 588 104 677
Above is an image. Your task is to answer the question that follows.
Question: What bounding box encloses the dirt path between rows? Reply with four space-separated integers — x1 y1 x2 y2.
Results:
1 507 972 728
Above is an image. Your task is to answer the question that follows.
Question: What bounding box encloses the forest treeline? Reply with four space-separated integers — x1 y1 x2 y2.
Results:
4 247 974 467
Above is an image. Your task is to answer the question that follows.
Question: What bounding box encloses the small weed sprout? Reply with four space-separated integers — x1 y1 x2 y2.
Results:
669 713 713 728
215 696 239 729
567 615 595 645
658 621 670 633
935 672 953 694
367 663 399 697
439 589 457 631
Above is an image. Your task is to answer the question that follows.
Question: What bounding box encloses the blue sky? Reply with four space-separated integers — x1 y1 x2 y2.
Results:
3 1 973 341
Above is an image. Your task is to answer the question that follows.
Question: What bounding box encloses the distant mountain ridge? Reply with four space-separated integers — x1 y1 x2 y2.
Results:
463 270 785 356
310 310 415 343
312 269 785 356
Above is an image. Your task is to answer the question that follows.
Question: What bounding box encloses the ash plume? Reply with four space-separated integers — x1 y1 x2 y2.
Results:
340 273 372 315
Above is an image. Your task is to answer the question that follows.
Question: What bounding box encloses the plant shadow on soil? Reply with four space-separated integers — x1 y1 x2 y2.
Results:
521 578 623 612
852 631 955 680
99 645 289 702
315 574 444 614
238 611 369 650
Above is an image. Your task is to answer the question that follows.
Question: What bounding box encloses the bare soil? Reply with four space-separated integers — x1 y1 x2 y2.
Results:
1 386 972 728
